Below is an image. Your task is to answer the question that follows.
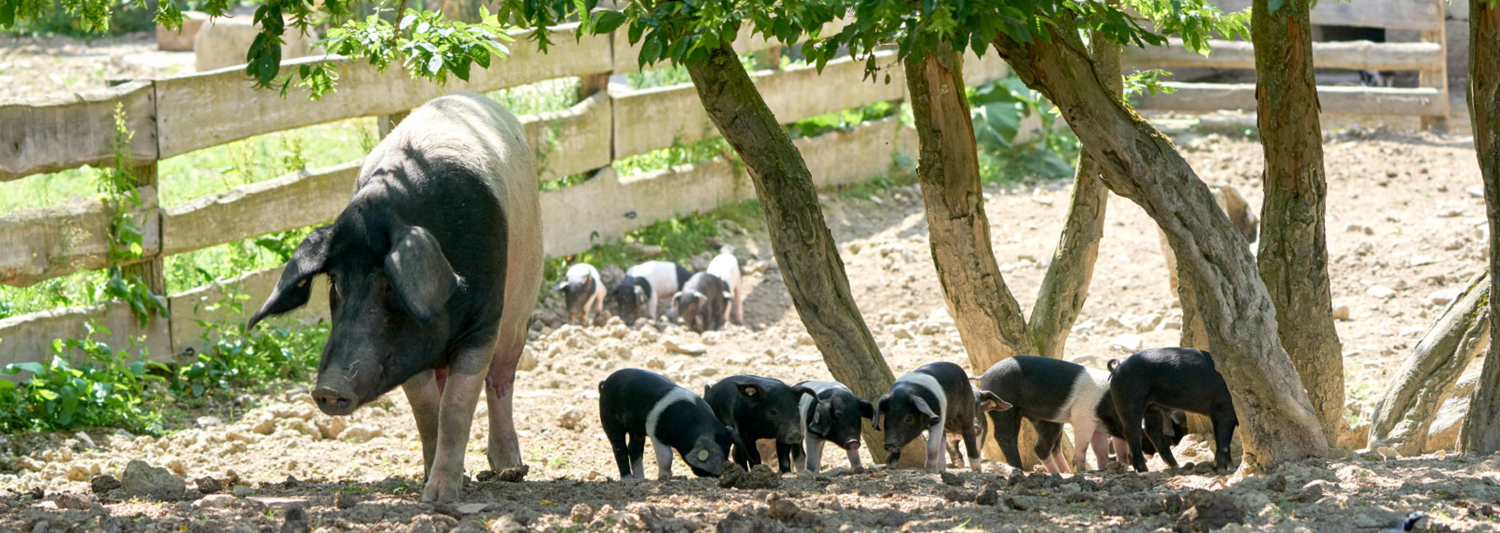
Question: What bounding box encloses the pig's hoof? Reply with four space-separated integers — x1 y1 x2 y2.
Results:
421 474 465 502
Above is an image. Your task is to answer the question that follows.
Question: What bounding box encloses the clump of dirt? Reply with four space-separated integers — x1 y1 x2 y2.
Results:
718 462 781 490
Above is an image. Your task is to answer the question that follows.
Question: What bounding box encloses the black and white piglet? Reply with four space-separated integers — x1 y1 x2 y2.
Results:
554 263 604 325
599 368 743 480
793 381 875 472
704 375 813 473
608 261 693 324
1109 347 1238 473
946 383 1006 469
976 355 1115 474
672 272 731 333
874 362 1008 470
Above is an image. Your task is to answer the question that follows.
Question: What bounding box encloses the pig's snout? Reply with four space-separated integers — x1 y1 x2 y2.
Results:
845 440 860 451
885 443 901 454
312 387 358 416
780 429 804 444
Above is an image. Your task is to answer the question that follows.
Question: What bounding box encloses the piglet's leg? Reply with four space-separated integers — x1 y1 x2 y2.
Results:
486 336 526 472
1091 431 1111 470
1070 417 1099 473
925 425 947 470
805 438 824 473
401 369 443 479
422 345 493 502
1112 437 1129 465
1042 453 1063 474
845 445 863 471
653 440 675 480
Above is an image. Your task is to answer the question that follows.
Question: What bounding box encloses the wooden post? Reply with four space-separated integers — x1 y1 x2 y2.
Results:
378 110 410 139
1421 0 1450 131
121 161 167 295
752 46 783 71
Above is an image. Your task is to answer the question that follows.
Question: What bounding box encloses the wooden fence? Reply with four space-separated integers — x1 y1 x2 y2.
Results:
0 23 1010 368
1123 0 1450 125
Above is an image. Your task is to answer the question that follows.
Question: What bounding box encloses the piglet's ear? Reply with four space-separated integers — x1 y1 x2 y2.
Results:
735 382 763 398
385 225 458 324
872 395 889 431
912 396 940 427
249 226 333 330
810 401 834 436
792 386 816 399
978 391 1012 412
553 282 568 291
858 399 876 420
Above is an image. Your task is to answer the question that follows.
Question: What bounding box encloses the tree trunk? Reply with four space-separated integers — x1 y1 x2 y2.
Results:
904 47 1030 375
1028 30 1119 360
1368 271 1489 455
1462 0 1500 456
904 45 1060 470
1253 0 1346 444
991 19 1329 472
686 44 923 467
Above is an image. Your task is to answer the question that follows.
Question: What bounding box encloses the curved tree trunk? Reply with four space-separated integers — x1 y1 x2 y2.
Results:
991 18 1329 472
1253 0 1347 444
1028 32 1118 361
904 45 1059 471
686 44 924 467
1369 271 1489 455
1462 0 1500 456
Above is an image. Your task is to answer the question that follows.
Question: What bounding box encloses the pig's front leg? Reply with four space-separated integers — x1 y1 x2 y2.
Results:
422 347 493 502
1090 430 1111 470
845 445 864 471
1112 437 1129 465
924 425 947 470
805 437 825 473
485 336 526 472
653 440 675 480
401 369 443 478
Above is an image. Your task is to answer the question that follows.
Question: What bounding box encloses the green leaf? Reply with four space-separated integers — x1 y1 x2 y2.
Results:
639 33 662 66
592 10 626 34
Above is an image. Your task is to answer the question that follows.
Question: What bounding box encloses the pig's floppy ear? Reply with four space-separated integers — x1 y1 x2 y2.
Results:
858 398 876 420
977 391 1012 412
248 226 333 329
911 396 940 427
792 386 817 399
385 225 458 324
735 382 763 398
872 395 889 430
810 400 834 436
553 282 568 292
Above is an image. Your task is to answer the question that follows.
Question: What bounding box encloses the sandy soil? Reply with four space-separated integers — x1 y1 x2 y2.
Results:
0 32 194 101
0 126 1496 532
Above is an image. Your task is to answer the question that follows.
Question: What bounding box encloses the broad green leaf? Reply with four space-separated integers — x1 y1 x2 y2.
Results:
593 10 627 34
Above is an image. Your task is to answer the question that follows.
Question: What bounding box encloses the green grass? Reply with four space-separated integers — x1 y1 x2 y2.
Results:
487 77 581 115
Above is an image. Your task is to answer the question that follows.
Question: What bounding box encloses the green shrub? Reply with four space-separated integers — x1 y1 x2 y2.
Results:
0 324 165 433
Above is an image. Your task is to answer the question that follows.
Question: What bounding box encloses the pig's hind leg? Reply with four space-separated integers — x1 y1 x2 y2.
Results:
627 432 647 479
485 335 527 473
602 418 632 479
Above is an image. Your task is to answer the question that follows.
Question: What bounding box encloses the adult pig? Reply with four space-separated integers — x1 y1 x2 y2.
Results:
246 92 541 502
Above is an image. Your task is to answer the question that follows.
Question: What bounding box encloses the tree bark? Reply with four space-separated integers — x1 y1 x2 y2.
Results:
1462 0 1500 456
991 18 1329 472
686 44 923 467
1028 30 1119 360
904 47 1030 374
1253 0 1346 444
904 45 1060 470
1368 271 1489 455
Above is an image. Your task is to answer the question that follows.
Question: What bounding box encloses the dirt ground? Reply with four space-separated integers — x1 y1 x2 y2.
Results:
1 127 1496 532
0 32 194 101
5 31 1500 533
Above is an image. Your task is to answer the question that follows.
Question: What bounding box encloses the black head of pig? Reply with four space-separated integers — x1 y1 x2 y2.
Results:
247 216 465 416
808 390 875 451
605 277 649 324
872 388 942 456
673 291 728 333
554 275 595 324
709 377 815 444
684 425 745 477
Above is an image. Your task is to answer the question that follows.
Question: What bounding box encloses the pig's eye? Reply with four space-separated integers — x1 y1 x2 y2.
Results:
768 409 779 418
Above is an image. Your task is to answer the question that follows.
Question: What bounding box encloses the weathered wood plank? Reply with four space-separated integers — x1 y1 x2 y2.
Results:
543 116 913 257
1210 0 1442 31
612 51 906 160
169 265 330 356
0 81 158 182
1132 83 1445 116
160 162 360 256
155 25 610 159
1122 39 1445 71
0 300 175 372
522 92 613 180
0 187 161 287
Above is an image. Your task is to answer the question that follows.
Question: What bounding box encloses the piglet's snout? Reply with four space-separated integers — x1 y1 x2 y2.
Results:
312 386 358 416
780 429 804 444
845 440 860 451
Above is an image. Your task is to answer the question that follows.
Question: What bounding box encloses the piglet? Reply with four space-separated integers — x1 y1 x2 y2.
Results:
1108 347 1237 473
706 247 744 324
599 368 742 480
608 261 693 324
672 273 731 332
792 381 875 472
976 355 1114 474
704 375 814 473
874 362 1007 470
946 383 1006 468
554 263 604 325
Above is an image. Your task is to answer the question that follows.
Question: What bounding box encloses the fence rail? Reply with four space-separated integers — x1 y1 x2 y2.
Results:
0 23 1007 368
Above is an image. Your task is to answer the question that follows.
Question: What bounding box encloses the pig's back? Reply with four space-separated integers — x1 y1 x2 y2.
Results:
707 254 740 286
